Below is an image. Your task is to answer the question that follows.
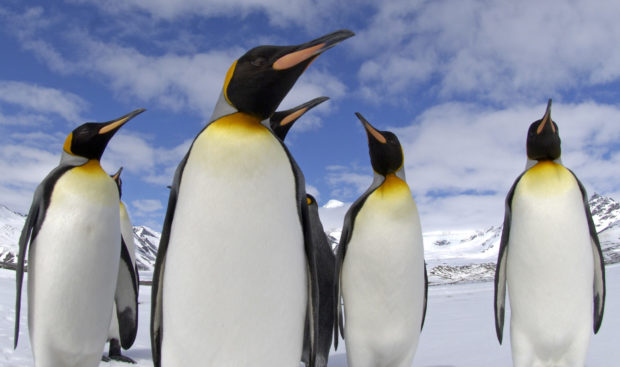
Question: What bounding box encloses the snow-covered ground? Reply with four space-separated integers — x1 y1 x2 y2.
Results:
2 264 619 366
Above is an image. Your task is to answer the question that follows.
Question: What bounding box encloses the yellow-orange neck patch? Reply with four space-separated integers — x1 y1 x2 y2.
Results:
208 112 267 136
223 60 238 106
374 173 411 199
75 159 106 175
63 133 73 154
518 161 574 196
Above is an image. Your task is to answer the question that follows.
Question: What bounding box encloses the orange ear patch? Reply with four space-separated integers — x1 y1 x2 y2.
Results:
63 133 73 154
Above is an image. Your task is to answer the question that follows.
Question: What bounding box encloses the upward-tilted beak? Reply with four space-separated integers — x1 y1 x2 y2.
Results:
273 29 355 70
99 108 147 135
537 99 554 135
277 97 330 127
356 112 387 144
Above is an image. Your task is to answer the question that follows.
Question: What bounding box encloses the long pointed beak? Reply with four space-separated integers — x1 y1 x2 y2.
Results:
99 108 146 135
278 96 329 127
356 112 387 144
111 166 123 180
273 29 355 70
537 99 554 134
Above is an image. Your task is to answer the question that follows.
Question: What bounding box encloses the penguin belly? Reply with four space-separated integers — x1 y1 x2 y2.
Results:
27 162 120 367
161 117 307 366
507 162 593 366
342 176 425 367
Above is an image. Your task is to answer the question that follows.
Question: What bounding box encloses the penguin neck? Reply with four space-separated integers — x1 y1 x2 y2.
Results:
208 89 240 125
525 157 563 171
59 151 88 167
373 167 407 184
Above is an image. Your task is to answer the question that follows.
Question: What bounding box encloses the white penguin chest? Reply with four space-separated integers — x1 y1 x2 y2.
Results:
508 162 592 276
507 162 594 338
342 175 425 346
34 161 120 264
170 118 303 259
162 117 307 365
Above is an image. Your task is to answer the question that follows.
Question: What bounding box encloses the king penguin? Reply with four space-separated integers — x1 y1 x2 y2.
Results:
150 30 354 367
334 113 428 367
267 97 335 367
103 167 139 364
494 99 606 367
14 109 145 367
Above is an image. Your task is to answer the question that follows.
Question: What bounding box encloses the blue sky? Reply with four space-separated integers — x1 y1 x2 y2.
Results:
1 0 619 231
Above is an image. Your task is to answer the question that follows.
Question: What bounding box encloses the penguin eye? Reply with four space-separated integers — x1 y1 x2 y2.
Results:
251 57 267 67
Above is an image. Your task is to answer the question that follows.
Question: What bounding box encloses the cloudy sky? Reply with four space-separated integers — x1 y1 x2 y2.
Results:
1 0 619 231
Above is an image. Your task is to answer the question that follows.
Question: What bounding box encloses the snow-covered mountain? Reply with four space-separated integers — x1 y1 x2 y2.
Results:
1 194 619 285
0 204 26 267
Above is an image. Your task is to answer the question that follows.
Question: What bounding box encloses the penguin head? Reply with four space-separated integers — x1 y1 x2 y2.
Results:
526 99 561 161
63 108 146 161
356 112 404 176
111 167 123 198
222 30 353 120
269 96 329 140
306 193 317 208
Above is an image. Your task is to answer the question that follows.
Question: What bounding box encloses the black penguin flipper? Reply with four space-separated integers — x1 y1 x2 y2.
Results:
116 237 139 349
150 151 189 367
14 164 73 348
569 170 606 333
332 179 380 349
301 202 319 367
305 195 336 367
280 143 320 367
14 192 39 348
421 262 428 331
494 172 524 345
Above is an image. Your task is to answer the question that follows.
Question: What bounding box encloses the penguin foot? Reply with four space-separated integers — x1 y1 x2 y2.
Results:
109 354 137 364
101 355 111 362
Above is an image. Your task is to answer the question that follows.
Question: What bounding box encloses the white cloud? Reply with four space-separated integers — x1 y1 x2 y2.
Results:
104 133 157 173
352 0 620 104
103 132 193 186
69 0 354 29
0 111 48 126
0 81 87 122
0 141 60 213
326 164 373 199
73 41 241 118
131 199 163 213
305 184 320 200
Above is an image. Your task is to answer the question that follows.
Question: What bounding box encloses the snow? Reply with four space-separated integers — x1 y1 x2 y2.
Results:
2 264 619 366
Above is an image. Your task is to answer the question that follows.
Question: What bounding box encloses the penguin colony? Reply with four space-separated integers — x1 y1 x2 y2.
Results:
12 29 606 367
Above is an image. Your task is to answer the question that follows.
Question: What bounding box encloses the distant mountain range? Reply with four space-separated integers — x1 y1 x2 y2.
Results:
1 194 619 285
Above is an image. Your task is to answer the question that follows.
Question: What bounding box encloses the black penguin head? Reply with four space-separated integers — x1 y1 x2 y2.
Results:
111 167 123 198
270 96 329 140
306 193 317 208
526 99 561 161
223 30 353 120
356 112 404 176
63 108 146 160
